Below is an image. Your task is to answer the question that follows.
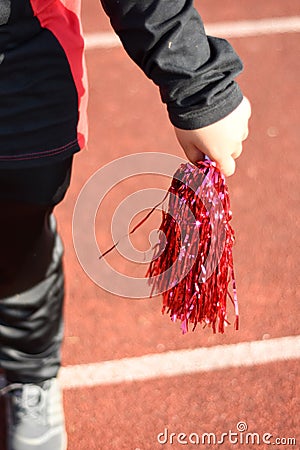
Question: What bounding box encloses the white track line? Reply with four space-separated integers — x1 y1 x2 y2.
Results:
59 335 300 390
84 32 120 49
206 15 300 38
84 16 300 50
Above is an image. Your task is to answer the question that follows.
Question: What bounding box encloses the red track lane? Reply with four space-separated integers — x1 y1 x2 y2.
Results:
0 1 299 449
65 360 299 450
81 0 300 33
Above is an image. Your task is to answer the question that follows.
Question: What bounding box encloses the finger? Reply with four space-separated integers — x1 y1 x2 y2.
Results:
217 155 236 177
243 96 252 119
242 126 249 141
231 142 243 159
186 145 205 165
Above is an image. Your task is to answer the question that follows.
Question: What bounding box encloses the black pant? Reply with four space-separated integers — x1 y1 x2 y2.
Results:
0 158 73 383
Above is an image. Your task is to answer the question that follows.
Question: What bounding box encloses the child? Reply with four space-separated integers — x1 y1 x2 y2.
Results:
0 1 250 449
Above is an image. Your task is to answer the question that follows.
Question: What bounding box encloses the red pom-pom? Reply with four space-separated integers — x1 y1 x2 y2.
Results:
147 160 239 334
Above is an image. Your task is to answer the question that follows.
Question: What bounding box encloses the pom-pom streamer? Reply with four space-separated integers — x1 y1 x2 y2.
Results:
147 160 239 334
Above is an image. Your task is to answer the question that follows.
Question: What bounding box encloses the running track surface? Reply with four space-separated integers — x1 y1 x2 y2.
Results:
0 1 299 449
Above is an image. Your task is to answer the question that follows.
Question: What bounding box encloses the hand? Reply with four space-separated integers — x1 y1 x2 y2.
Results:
174 97 251 176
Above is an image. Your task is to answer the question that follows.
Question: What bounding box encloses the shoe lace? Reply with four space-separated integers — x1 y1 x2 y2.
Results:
0 382 47 422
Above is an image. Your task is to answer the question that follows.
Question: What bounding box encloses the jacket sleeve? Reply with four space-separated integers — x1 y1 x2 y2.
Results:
100 0 244 129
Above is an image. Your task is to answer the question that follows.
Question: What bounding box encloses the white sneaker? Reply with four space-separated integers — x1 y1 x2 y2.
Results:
1 378 67 450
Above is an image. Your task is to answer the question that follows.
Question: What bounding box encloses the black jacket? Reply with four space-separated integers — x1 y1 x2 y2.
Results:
100 0 244 130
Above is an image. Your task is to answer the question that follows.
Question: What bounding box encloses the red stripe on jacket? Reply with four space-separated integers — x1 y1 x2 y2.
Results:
29 0 88 149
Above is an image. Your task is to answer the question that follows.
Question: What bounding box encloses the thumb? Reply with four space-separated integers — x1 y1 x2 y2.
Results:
217 156 236 177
